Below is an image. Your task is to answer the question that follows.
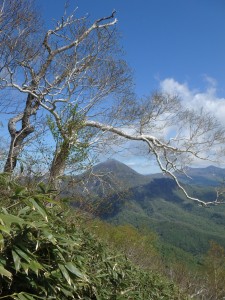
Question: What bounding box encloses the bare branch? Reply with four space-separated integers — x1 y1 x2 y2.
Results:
84 119 225 206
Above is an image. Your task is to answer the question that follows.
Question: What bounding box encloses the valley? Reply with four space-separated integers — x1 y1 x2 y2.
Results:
68 159 225 266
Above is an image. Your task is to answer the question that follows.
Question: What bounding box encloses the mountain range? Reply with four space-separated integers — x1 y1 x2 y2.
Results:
93 159 225 188
68 159 225 265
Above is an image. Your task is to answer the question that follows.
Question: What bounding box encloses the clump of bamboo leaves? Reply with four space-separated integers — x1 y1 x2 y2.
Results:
0 175 185 299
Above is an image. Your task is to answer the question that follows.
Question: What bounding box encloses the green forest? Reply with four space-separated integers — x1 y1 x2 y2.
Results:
1 0 225 299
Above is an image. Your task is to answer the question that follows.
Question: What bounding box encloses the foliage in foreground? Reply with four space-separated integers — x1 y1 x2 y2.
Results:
0 175 186 299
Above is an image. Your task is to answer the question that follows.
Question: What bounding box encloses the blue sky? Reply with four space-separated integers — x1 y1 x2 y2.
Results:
40 0 225 96
38 1 225 173
2 1 225 174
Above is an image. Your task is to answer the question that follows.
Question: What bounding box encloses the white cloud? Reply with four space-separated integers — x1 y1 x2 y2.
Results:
98 77 225 174
158 77 225 169
160 78 193 102
160 77 225 125
126 159 160 174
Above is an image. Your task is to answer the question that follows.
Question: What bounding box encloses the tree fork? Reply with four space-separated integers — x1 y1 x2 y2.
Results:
4 93 39 173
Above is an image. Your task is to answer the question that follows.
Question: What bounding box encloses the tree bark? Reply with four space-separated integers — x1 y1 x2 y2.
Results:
4 93 39 173
48 140 71 190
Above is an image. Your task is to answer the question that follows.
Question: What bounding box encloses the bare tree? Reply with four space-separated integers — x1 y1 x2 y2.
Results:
45 71 225 204
1 3 225 205
0 0 43 171
0 0 41 80
1 5 132 176
84 95 225 207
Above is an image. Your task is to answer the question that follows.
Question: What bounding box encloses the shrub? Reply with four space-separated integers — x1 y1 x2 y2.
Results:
0 176 186 299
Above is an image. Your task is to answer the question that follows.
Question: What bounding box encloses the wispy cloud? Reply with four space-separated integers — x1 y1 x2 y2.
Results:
160 77 225 125
113 77 225 173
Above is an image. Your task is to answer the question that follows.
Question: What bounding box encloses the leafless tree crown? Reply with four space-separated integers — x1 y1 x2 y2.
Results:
0 1 225 205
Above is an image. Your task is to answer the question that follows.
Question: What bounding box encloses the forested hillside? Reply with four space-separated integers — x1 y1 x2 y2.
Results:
66 159 225 298
77 160 225 260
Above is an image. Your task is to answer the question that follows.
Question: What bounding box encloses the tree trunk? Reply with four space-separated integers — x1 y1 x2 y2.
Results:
48 140 71 191
4 127 34 173
4 93 39 173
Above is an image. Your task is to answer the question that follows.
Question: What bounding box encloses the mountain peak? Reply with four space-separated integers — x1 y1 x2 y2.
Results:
205 165 222 171
93 159 139 175
92 159 153 188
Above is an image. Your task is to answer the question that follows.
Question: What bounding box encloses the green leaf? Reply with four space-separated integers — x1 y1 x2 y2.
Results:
0 233 4 250
18 206 31 216
42 229 57 244
0 224 11 235
0 213 24 227
28 198 48 222
14 186 26 196
60 288 74 297
0 265 12 279
58 264 72 286
35 196 58 206
2 207 9 215
65 262 88 281
14 247 32 263
17 293 30 300
38 182 46 194
29 260 44 276
12 250 21 272
12 292 37 300
21 262 29 275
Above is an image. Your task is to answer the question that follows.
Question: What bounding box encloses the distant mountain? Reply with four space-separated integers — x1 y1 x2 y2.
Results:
92 159 154 188
105 178 225 255
62 159 155 199
74 159 225 260
92 159 225 188
176 165 225 186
